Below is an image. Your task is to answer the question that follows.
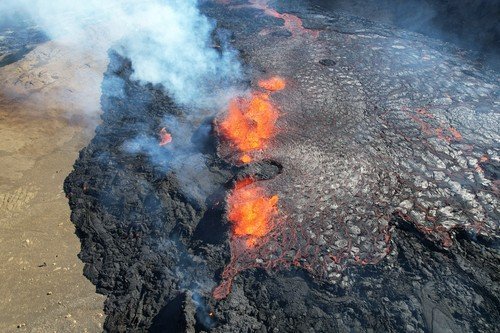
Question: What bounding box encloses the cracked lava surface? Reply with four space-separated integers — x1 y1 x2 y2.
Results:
211 0 499 298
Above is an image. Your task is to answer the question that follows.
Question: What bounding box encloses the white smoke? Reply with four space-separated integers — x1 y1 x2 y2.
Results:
1 0 241 200
1 0 243 109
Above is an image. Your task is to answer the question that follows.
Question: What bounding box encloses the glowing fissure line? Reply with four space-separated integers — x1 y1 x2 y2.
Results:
213 77 286 299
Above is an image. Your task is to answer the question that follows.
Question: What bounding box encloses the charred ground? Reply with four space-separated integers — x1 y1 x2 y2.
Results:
64 1 499 332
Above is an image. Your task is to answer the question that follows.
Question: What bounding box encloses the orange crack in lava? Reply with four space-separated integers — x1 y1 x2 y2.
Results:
406 107 463 143
219 76 285 163
227 178 279 247
159 127 172 146
246 0 320 38
475 154 490 173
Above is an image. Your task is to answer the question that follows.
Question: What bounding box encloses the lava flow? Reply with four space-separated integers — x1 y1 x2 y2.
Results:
227 178 279 247
219 94 278 152
218 76 285 163
214 77 284 299
258 76 286 91
219 1 319 39
248 0 320 38
213 178 281 300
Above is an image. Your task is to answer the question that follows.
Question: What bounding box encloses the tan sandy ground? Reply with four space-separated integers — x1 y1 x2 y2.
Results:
0 40 108 332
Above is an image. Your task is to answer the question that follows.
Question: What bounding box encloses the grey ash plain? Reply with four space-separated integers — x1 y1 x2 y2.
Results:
64 1 499 332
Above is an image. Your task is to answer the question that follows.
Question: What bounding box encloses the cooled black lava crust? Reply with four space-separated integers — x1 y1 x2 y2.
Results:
64 1 499 332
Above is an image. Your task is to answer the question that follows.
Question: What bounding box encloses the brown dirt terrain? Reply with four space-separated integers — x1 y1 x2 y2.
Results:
0 40 106 332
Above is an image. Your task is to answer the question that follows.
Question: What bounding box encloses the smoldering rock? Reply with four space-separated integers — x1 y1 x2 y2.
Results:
64 51 233 331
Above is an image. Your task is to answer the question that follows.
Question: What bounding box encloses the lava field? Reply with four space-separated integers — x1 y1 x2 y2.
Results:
64 0 499 332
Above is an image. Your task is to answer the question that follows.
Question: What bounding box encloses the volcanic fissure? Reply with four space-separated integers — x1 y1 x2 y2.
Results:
63 0 499 332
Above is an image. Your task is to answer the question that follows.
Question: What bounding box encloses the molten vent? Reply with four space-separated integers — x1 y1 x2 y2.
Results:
214 76 285 299
219 94 278 152
226 178 279 247
218 76 285 163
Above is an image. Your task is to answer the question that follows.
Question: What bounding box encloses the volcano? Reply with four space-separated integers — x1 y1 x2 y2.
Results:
64 0 499 332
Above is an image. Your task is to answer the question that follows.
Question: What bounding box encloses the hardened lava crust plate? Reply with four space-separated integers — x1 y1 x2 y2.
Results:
64 1 499 332
208 0 499 287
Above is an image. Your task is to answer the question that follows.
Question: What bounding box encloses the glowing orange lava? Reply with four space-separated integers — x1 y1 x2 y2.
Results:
258 77 286 91
240 154 253 163
219 76 285 162
248 0 320 38
159 127 172 146
227 179 279 247
219 93 279 152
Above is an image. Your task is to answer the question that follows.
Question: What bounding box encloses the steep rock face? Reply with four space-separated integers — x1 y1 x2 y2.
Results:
64 1 499 332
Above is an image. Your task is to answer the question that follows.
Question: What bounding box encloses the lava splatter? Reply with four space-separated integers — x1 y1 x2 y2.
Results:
227 178 279 247
218 76 285 163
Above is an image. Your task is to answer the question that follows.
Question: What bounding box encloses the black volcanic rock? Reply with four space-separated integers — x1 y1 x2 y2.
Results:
65 53 233 331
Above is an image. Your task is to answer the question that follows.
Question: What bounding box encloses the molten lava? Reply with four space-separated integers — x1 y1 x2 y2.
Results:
227 179 279 247
219 93 279 153
258 77 286 91
248 0 320 38
159 127 172 146
219 76 285 162
240 154 253 164
215 75 286 298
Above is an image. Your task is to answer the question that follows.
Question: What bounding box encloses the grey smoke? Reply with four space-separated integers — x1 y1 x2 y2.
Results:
122 114 223 202
1 0 243 109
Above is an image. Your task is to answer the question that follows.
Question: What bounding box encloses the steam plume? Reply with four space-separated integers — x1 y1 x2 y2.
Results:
0 0 243 109
1 0 244 200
